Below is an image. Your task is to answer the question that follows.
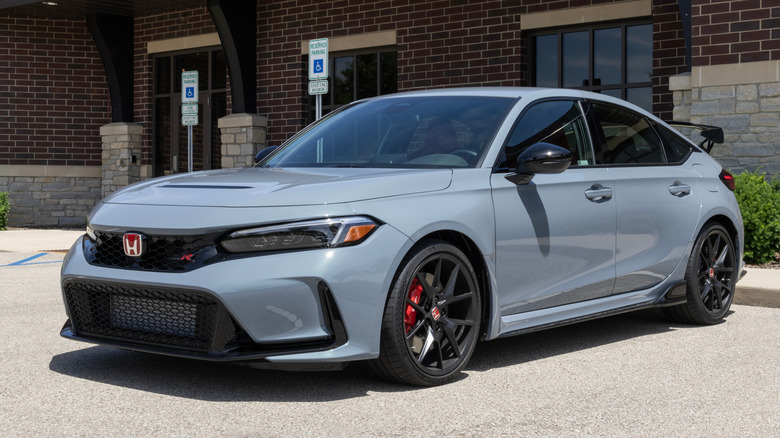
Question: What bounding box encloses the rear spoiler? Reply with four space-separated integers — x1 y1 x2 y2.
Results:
664 121 724 154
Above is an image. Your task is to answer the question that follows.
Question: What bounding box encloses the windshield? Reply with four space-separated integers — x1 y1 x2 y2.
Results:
263 95 515 168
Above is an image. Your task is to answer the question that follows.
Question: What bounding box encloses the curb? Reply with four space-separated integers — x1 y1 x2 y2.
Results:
735 286 780 309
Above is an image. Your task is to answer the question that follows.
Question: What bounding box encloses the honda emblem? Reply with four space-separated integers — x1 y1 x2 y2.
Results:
123 233 146 257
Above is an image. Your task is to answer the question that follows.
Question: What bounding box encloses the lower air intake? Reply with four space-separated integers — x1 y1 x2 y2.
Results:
63 279 236 353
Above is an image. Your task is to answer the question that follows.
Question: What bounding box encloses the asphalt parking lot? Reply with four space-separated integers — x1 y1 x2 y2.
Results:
1 248 778 437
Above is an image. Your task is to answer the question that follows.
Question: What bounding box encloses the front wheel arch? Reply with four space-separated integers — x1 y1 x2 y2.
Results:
416 230 492 340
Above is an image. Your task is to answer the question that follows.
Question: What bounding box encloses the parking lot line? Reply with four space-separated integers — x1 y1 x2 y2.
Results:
1 253 62 267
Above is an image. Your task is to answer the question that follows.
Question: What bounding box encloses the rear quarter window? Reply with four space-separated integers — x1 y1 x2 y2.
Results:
654 123 694 163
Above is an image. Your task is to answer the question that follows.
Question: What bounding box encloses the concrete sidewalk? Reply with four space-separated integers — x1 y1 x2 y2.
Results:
0 229 84 253
0 228 777 306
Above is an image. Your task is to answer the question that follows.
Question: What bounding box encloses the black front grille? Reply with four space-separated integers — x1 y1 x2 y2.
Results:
84 231 223 272
63 280 237 353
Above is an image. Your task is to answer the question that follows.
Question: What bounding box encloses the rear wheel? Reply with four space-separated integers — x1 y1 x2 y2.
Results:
664 223 736 324
368 240 481 386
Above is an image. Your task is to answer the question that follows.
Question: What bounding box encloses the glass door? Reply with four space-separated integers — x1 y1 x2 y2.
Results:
153 48 227 176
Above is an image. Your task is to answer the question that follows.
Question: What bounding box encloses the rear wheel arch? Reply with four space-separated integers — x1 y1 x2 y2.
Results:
701 214 742 262
664 220 737 324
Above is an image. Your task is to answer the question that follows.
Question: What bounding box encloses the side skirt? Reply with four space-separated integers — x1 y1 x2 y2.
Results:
496 281 687 339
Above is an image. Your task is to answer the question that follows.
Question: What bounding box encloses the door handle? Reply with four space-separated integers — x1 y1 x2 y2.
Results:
669 182 691 197
585 185 613 202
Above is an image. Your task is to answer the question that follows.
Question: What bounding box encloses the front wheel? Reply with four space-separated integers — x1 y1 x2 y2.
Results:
664 223 737 324
368 240 481 386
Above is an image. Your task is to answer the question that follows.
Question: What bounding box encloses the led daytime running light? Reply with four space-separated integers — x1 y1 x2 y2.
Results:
220 217 377 253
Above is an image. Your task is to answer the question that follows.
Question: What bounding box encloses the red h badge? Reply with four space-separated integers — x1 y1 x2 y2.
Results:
123 233 146 257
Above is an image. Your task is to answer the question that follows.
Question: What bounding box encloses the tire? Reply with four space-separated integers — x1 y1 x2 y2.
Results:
367 240 481 386
664 223 736 325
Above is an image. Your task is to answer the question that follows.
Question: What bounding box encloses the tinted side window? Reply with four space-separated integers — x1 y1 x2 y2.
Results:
502 100 593 168
592 102 665 164
654 123 694 163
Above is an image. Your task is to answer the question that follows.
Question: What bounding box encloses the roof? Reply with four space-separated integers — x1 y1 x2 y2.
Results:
373 86 641 107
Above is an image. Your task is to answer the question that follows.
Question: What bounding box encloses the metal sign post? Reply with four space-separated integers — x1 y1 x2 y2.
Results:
187 125 193 173
181 71 199 172
308 80 328 119
308 38 328 120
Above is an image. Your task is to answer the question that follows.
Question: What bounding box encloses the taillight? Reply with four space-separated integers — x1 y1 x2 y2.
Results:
719 170 735 191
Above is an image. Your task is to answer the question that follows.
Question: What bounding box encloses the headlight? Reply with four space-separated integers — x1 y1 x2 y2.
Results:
220 216 379 253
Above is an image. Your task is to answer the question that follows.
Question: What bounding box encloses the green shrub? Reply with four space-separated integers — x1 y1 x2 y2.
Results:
733 171 780 264
0 192 8 231
771 175 780 195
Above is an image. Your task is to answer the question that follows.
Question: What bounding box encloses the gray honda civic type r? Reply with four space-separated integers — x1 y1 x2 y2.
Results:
60 88 744 386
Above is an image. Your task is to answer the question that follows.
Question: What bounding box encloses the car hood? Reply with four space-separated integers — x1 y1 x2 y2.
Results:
102 167 453 207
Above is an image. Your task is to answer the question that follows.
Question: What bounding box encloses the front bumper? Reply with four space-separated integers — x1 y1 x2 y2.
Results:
60 278 347 361
60 224 411 364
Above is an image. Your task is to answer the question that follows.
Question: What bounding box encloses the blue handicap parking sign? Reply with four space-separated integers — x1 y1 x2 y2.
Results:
185 87 195 98
313 59 323 73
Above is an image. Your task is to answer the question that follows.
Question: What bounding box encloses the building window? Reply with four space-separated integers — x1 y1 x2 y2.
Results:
531 22 652 113
309 49 397 122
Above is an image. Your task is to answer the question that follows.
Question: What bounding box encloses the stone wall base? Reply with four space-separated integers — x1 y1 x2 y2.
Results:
0 175 100 228
670 65 780 175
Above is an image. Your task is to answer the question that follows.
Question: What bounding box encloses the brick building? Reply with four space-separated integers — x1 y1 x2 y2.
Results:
0 0 778 227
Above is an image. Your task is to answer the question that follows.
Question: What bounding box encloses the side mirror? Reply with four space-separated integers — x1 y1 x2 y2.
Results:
254 145 279 163
506 142 572 185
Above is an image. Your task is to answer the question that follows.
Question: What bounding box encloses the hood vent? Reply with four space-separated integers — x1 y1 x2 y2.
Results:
160 184 253 189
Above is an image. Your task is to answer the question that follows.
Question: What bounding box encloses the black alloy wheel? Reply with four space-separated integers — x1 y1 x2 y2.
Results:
664 223 736 325
368 240 481 386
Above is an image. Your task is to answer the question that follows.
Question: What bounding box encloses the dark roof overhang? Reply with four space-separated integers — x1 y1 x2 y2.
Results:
2 0 258 118
0 0 205 19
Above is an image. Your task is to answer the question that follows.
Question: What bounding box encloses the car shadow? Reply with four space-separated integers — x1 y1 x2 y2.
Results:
48 308 732 401
49 346 403 401
516 183 550 256
470 308 669 371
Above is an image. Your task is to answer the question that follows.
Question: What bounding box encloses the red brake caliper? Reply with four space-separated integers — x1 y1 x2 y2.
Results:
404 278 423 333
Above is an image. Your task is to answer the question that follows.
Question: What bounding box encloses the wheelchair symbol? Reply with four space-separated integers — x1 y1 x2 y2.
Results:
313 59 323 73
185 87 195 98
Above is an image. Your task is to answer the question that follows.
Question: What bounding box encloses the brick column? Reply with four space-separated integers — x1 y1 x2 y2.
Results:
218 113 268 168
100 122 143 197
